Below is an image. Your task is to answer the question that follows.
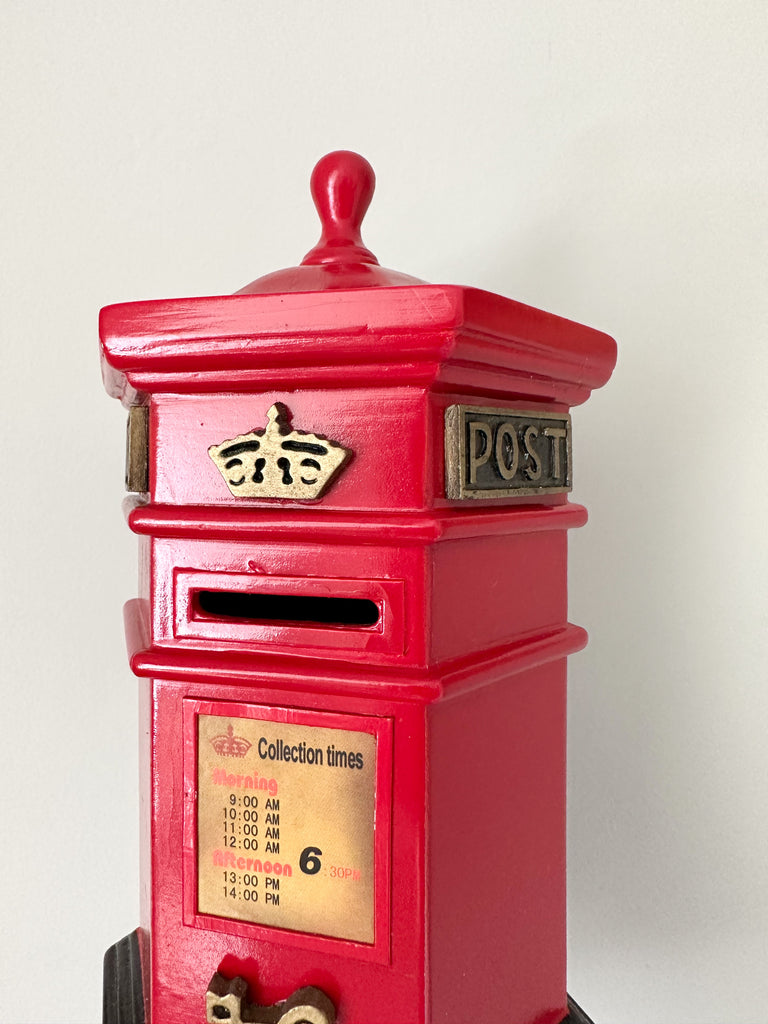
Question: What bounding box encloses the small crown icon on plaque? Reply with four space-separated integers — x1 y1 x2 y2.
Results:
211 724 251 758
208 403 351 500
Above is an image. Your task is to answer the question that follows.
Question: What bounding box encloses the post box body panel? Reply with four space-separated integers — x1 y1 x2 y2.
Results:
146 387 578 514
137 654 567 1024
151 388 430 512
148 537 427 667
428 533 568 663
142 676 425 1024
147 385 581 512
143 529 568 671
427 662 567 1024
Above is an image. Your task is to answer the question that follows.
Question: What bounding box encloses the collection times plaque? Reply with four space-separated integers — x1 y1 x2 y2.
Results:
197 710 378 944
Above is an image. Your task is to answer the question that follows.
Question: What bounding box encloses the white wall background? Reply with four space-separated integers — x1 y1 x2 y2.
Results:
1 3 765 1023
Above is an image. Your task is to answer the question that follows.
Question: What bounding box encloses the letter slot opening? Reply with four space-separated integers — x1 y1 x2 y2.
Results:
194 590 381 628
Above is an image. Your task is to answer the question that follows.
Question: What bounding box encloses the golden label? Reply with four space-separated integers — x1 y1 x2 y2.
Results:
197 711 377 943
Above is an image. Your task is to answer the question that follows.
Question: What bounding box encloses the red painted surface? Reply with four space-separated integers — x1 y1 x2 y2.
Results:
100 151 616 1024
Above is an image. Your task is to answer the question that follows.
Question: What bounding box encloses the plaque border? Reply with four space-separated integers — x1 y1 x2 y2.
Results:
182 698 393 965
444 404 573 500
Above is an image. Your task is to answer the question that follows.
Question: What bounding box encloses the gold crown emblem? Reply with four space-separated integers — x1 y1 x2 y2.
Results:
208 403 351 500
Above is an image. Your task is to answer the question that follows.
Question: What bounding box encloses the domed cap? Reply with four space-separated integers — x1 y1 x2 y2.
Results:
237 151 425 294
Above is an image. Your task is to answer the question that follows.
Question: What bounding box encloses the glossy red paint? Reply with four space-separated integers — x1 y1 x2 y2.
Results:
100 151 616 1024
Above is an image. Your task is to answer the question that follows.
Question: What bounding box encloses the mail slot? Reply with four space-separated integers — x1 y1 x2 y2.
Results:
99 151 616 1024
172 570 403 655
194 592 381 627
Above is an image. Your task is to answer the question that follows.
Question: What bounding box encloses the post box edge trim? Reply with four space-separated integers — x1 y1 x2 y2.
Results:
124 598 587 703
126 503 589 544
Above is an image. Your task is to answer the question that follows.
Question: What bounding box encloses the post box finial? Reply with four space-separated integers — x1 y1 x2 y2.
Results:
237 149 424 292
302 151 380 268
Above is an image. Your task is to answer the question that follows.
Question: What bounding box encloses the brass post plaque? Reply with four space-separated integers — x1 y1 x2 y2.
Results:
197 711 377 943
444 404 572 499
125 405 149 493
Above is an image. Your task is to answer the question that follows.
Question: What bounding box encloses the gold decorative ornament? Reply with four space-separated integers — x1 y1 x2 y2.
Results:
206 973 335 1024
208 403 351 500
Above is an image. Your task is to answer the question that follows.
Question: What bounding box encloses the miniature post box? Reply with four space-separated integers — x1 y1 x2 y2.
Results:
99 152 616 1024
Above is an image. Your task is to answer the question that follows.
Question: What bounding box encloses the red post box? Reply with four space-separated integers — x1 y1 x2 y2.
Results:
100 152 616 1024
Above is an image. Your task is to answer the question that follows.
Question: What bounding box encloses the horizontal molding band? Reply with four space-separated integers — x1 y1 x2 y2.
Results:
124 599 588 704
127 501 588 544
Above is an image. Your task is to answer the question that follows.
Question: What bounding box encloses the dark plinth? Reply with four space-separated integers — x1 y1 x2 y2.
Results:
565 994 595 1023
103 931 145 1024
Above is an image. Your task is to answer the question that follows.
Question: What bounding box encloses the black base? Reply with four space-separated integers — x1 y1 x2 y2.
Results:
103 930 145 1024
564 994 595 1023
103 929 595 1024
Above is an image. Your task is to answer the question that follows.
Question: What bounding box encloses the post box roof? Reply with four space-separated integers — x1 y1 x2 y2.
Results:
100 152 616 406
